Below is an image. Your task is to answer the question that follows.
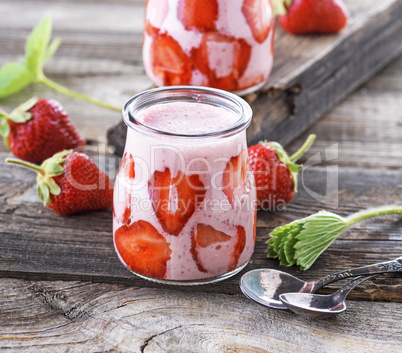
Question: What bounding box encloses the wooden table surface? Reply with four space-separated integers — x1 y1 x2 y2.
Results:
1 1 401 352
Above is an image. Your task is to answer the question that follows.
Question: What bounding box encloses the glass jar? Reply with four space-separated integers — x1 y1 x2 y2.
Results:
113 86 256 285
143 0 275 95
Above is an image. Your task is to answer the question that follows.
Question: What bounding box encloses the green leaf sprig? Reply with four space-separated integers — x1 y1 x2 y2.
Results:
0 14 121 112
267 205 402 270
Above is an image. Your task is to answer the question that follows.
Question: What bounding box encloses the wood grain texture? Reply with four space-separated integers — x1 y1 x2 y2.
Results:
0 278 401 353
1 152 401 300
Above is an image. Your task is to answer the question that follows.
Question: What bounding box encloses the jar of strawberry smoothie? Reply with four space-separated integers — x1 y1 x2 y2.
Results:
113 86 256 284
143 0 275 95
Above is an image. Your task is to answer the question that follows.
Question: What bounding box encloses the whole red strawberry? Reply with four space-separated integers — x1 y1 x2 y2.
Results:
248 134 315 210
6 150 113 215
273 0 349 34
0 97 86 164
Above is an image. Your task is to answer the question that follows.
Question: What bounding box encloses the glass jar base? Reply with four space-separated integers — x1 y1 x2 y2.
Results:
124 261 250 286
149 80 267 98
233 80 266 96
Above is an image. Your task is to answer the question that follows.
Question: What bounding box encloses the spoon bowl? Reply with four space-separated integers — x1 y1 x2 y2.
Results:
279 276 375 319
240 269 308 309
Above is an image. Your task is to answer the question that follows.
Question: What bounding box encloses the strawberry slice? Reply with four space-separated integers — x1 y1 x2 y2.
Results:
149 168 206 236
191 224 232 273
118 152 135 181
115 220 172 279
242 0 273 44
191 224 247 273
177 0 218 32
150 32 192 86
121 195 132 225
222 150 248 208
229 225 246 271
191 33 251 91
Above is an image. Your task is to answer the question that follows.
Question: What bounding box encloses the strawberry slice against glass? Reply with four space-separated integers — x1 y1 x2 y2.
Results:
114 152 135 224
229 225 247 271
242 0 274 44
191 32 252 91
115 220 172 279
191 224 247 275
222 150 249 208
177 0 219 32
150 32 192 86
149 168 207 236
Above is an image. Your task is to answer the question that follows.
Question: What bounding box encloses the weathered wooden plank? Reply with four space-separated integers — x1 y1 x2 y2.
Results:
0 278 401 353
1 153 400 300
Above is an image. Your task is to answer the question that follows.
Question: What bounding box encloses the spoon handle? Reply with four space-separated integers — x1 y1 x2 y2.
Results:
313 256 402 291
332 275 376 303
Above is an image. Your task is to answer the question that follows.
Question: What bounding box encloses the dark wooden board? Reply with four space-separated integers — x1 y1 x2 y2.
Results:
1 153 400 300
1 277 402 352
106 0 402 155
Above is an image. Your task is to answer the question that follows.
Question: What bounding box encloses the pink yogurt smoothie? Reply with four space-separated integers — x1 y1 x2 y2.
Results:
143 0 275 94
113 98 256 283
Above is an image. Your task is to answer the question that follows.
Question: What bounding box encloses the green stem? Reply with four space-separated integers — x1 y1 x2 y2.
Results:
6 158 43 174
38 75 122 112
272 0 292 16
289 134 316 162
346 205 402 228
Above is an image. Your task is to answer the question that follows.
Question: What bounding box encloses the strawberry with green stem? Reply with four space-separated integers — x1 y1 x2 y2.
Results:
0 14 120 112
6 150 113 216
0 97 86 164
248 134 316 210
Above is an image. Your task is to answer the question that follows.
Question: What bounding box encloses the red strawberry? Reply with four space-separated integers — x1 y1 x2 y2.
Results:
115 220 172 279
191 33 251 91
273 0 349 34
0 98 86 164
148 168 206 236
150 32 192 85
177 0 218 32
242 0 274 43
6 150 113 215
222 150 248 208
191 224 246 273
247 134 316 210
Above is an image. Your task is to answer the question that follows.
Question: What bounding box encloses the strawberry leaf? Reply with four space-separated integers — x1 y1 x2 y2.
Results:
38 182 50 206
0 62 34 99
45 38 62 63
0 120 10 138
7 97 39 123
25 13 52 78
272 0 293 16
267 211 348 270
294 211 347 270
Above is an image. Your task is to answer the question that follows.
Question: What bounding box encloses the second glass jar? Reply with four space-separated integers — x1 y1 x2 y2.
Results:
143 0 275 95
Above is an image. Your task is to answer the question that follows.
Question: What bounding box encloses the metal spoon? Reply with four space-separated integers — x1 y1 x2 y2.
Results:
240 256 402 309
279 275 375 318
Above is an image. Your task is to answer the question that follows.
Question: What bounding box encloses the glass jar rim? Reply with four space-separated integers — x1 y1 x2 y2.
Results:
122 86 253 139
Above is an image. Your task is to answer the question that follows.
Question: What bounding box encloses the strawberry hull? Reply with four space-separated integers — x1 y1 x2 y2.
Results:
114 87 256 284
143 0 275 95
